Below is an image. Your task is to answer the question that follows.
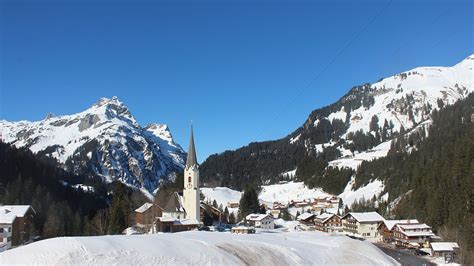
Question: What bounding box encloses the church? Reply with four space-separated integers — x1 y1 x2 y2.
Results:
154 127 202 233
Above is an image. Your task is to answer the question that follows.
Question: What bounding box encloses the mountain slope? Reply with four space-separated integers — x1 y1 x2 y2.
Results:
0 97 186 195
200 55 473 193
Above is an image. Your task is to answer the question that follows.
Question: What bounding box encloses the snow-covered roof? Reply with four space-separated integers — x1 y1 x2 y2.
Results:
135 203 154 213
431 242 459 252
178 219 200 225
0 212 16 224
246 214 271 221
297 213 315 221
0 205 34 217
402 231 434 237
315 213 335 223
382 219 419 230
345 212 384 223
398 223 430 230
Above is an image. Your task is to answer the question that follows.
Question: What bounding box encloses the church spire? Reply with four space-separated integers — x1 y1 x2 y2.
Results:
186 125 198 168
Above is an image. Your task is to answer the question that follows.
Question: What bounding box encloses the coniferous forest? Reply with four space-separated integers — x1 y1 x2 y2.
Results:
0 144 147 238
350 93 474 263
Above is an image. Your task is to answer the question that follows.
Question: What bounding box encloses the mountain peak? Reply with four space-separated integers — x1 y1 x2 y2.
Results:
94 96 122 108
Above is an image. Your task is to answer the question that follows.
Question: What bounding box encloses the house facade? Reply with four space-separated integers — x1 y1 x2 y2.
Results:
377 219 419 244
245 214 274 229
431 242 459 263
392 223 434 248
342 212 384 239
297 213 316 226
0 212 15 251
315 213 342 233
134 203 163 226
0 205 35 248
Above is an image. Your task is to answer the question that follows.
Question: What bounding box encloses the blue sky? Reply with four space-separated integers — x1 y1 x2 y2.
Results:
1 0 472 162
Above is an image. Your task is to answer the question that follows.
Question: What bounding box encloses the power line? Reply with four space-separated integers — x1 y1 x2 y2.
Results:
255 0 393 141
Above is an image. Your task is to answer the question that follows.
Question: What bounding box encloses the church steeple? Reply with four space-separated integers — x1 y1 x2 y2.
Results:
186 126 198 168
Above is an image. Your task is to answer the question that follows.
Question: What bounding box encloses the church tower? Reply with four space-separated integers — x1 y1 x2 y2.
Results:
183 126 200 222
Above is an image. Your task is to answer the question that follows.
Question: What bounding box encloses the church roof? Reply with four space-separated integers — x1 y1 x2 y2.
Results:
163 192 185 213
186 126 198 168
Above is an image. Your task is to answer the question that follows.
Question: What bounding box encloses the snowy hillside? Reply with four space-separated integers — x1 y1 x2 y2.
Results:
200 54 473 208
0 231 397 265
0 97 186 195
259 181 330 205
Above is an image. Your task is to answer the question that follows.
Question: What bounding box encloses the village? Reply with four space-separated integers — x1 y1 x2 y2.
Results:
0 128 463 265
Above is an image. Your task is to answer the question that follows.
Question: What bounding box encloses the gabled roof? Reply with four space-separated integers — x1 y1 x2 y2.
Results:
0 211 16 224
381 219 419 230
315 213 336 223
246 213 271 221
163 192 185 213
297 213 316 221
343 212 384 223
0 205 35 217
398 223 430 230
135 202 155 213
431 242 459 252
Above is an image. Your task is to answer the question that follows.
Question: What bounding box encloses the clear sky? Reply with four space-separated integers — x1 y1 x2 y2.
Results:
1 0 473 162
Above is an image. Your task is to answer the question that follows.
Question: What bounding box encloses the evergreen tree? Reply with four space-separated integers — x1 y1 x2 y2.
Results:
238 186 260 221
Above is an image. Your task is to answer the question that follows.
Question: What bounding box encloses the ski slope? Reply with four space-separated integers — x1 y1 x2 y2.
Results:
0 231 397 265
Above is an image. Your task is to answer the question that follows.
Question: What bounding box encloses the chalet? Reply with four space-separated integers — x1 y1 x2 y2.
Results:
431 242 459 262
134 203 163 226
231 226 255 234
314 213 342 233
0 205 36 248
245 214 274 229
342 212 384 239
297 213 316 226
227 201 239 208
392 223 434 248
291 200 309 208
377 219 419 244
155 218 200 233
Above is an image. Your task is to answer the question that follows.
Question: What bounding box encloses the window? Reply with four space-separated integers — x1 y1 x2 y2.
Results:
0 228 3 233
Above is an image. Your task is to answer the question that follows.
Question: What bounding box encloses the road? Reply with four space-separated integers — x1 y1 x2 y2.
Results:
375 244 435 266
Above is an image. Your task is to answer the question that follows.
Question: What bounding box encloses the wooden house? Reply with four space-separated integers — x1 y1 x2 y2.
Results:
0 205 36 248
314 213 342 233
297 213 316 226
134 203 163 226
431 242 459 263
377 219 419 243
392 223 434 248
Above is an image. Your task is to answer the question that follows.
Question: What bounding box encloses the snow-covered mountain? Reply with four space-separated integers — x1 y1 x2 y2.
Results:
201 54 474 203
0 97 186 195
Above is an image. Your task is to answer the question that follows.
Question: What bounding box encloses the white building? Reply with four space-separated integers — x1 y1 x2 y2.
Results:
342 212 384 239
0 210 16 251
183 126 200 225
246 214 274 229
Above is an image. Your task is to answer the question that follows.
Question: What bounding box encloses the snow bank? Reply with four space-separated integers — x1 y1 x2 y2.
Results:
0 231 397 265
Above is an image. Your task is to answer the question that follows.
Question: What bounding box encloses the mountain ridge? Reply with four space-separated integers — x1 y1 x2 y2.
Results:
200 54 473 194
0 97 186 196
